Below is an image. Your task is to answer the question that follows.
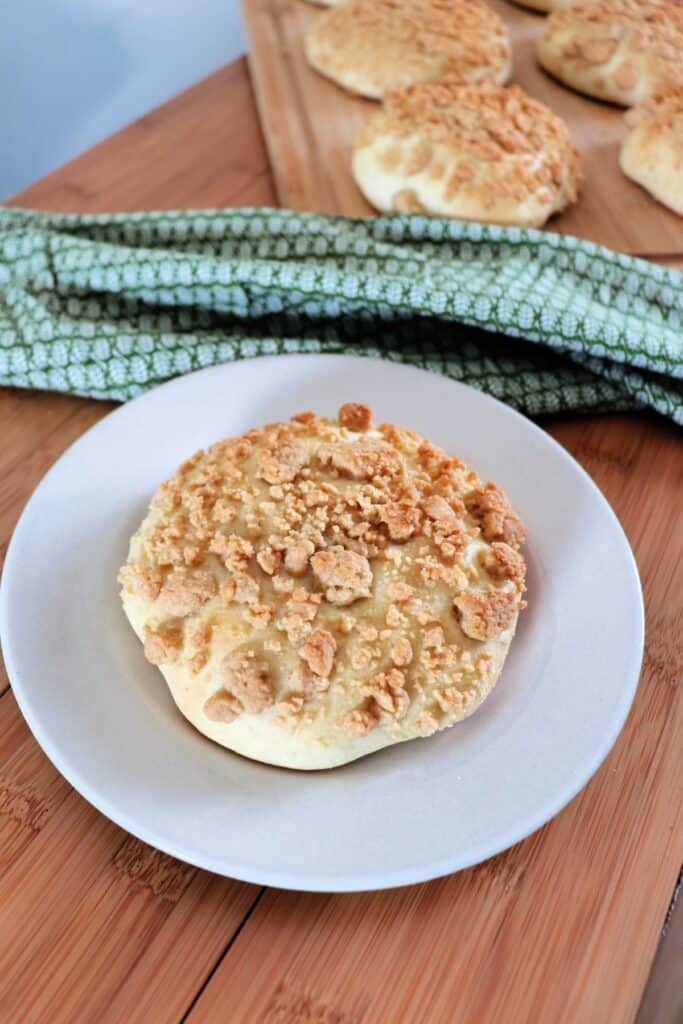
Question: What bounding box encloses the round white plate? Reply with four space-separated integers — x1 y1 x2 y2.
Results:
1 355 643 891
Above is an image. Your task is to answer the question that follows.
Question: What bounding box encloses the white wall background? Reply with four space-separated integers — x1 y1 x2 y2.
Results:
2 0 246 199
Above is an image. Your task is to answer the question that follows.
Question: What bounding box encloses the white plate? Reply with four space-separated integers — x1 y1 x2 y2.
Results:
0 355 643 891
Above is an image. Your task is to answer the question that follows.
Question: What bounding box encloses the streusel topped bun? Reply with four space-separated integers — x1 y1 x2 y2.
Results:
620 87 683 215
304 0 512 100
119 404 527 769
352 78 582 226
538 0 683 106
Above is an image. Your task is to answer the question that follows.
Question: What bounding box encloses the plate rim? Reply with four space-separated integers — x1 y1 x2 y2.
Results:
0 354 645 891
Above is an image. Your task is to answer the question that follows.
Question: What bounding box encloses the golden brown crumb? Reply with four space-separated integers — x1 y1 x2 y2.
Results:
434 685 472 713
317 438 403 482
480 542 526 589
301 628 337 678
277 692 306 717
338 402 372 431
119 564 163 601
258 437 308 485
390 637 413 666
157 567 217 618
278 591 320 646
454 587 518 640
367 668 410 719
423 495 463 535
465 483 527 547
211 534 253 573
203 689 242 723
256 546 281 576
423 624 446 649
386 604 405 628
284 538 316 576
345 703 381 737
380 501 421 541
221 572 260 606
221 647 274 713
388 581 415 602
310 546 373 605
143 622 183 665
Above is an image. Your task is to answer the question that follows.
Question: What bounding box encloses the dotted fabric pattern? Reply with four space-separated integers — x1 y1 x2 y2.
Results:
0 207 681 422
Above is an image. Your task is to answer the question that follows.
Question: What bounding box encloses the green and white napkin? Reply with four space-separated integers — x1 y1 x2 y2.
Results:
0 207 681 422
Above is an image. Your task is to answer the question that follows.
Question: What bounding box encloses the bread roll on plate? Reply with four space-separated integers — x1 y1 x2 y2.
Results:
119 404 527 770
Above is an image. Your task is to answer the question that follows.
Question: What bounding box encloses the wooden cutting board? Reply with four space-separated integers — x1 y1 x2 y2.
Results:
241 0 683 255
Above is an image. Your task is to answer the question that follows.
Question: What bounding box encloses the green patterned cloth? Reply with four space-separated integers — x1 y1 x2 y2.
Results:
0 206 681 422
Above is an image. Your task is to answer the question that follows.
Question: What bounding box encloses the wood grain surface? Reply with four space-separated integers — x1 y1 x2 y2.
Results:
637 884 683 1024
242 0 683 255
0 57 681 1024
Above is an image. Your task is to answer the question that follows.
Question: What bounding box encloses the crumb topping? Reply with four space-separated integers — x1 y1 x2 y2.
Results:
120 403 527 741
258 437 308 485
454 587 518 640
625 84 683 153
143 622 183 665
301 628 337 678
157 568 218 617
480 542 526 590
203 689 243 724
465 482 527 546
338 402 373 431
307 0 511 95
119 564 163 601
310 546 373 605
390 637 414 666
220 647 274 714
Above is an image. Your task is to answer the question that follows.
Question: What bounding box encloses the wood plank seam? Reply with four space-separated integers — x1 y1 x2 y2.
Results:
179 886 267 1022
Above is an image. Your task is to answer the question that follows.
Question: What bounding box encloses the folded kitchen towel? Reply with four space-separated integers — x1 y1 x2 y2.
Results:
0 206 681 422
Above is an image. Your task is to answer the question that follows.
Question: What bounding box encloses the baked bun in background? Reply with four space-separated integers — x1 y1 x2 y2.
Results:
352 78 582 226
304 0 512 100
620 88 683 215
120 404 527 770
537 0 683 107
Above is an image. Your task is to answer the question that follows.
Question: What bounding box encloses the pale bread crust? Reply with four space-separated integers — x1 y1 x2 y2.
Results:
507 0 571 13
304 0 512 100
538 0 683 107
620 88 683 215
352 78 582 227
119 406 527 770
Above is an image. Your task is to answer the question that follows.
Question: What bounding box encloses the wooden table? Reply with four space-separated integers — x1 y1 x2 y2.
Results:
0 60 681 1024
